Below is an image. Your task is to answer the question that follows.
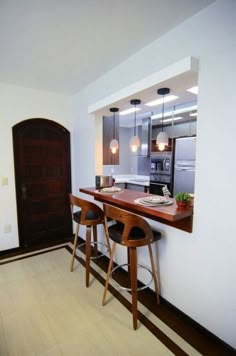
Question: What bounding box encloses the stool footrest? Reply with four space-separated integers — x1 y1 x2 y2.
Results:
111 263 154 292
77 241 109 260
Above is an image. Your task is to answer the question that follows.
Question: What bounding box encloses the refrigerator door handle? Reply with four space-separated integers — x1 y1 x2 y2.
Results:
175 167 195 172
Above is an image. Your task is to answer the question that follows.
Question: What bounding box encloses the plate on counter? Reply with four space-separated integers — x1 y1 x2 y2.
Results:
141 196 166 204
134 197 173 207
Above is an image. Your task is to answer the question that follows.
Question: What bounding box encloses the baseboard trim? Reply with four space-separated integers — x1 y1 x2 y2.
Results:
0 237 73 259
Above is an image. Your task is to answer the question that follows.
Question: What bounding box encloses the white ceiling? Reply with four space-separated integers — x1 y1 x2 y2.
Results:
0 0 214 94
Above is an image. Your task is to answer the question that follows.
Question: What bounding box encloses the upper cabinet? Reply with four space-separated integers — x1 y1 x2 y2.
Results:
151 113 197 153
103 115 119 165
138 117 151 156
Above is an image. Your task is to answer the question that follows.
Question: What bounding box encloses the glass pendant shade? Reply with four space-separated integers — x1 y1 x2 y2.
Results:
109 138 119 154
129 99 141 152
109 107 119 154
156 88 170 151
156 131 168 151
129 135 140 152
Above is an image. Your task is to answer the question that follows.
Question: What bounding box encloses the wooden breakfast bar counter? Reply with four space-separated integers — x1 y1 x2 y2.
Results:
79 188 193 233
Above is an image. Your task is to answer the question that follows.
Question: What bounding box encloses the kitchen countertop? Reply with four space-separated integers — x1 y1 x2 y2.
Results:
80 187 193 233
113 174 150 186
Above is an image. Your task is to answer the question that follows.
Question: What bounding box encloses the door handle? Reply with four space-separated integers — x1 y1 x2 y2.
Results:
21 184 27 200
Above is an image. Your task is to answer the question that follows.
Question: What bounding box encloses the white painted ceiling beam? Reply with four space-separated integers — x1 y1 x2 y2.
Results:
88 56 198 116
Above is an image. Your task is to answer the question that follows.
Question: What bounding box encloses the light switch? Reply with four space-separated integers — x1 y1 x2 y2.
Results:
1 177 8 186
4 224 11 233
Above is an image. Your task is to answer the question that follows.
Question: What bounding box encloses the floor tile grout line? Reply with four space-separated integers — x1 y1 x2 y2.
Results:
87 253 202 356
70 246 200 356
1 243 231 355
1 248 175 356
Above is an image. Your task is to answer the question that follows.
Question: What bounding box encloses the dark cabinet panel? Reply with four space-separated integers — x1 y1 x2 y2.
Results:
103 116 119 165
151 138 172 152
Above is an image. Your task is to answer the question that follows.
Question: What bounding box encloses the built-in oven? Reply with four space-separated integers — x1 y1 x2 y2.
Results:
150 152 173 196
149 173 172 196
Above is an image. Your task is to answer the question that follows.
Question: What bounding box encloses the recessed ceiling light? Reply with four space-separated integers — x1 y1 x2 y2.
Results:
119 107 141 116
163 116 183 123
187 86 198 94
145 95 178 107
155 116 184 123
151 105 197 120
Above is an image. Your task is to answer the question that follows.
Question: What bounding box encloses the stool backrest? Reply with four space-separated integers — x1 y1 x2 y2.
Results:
103 204 154 248
69 194 104 225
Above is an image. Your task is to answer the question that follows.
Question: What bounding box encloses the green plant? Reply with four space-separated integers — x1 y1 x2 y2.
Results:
175 192 191 202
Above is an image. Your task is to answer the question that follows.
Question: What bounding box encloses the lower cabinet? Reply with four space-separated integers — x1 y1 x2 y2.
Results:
115 183 125 189
126 183 143 191
126 183 149 193
115 182 149 193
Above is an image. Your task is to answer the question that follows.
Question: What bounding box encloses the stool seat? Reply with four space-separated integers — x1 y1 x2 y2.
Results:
73 210 99 223
108 222 162 244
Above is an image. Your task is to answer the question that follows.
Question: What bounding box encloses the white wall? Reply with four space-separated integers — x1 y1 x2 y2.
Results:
0 0 235 348
0 83 71 251
71 0 236 348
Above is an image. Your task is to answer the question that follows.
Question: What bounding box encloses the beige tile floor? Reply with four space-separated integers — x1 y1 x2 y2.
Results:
0 248 174 356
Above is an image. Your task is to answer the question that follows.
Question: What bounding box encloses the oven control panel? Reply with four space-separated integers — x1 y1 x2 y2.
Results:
150 174 171 183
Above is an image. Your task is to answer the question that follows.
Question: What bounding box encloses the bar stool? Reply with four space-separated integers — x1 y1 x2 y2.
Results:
69 194 111 287
102 203 162 330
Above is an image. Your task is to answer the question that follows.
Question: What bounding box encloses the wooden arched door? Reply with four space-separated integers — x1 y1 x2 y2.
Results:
13 118 72 247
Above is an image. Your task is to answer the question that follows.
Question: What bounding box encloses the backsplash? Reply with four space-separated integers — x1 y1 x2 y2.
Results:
103 155 150 176
137 156 150 175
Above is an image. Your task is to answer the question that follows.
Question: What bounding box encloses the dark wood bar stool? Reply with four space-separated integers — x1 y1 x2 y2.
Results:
69 194 111 287
102 203 162 330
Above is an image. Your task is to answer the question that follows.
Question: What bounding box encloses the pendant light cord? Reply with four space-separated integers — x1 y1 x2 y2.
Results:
134 103 136 136
161 94 164 132
113 112 115 138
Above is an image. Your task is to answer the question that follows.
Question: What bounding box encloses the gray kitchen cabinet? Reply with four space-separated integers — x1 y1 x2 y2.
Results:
126 183 148 192
115 182 149 192
115 183 125 189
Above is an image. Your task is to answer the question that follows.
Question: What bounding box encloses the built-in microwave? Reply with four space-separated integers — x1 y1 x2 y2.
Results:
150 152 172 175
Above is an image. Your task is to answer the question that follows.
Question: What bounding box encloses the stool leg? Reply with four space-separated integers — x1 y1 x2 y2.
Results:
70 223 80 272
102 242 116 305
127 247 131 278
103 222 111 257
85 225 91 287
103 221 113 273
148 243 160 304
129 247 138 330
92 225 98 257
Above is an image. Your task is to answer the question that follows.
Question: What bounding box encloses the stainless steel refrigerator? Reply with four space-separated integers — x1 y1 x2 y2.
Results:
173 137 196 196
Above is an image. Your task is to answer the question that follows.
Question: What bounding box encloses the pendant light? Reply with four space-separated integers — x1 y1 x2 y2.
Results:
109 107 119 154
129 99 141 152
156 88 170 151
